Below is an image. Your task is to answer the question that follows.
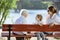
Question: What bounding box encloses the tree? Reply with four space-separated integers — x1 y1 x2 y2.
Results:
0 0 17 25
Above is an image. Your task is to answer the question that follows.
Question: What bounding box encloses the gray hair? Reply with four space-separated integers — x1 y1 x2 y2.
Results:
20 9 28 16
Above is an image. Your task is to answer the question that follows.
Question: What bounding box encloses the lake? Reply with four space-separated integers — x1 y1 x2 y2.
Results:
4 10 60 24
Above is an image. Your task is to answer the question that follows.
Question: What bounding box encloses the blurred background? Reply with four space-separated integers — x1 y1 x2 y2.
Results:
0 0 60 40
0 0 60 24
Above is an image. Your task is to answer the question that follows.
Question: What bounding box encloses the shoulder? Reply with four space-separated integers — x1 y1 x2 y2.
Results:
16 17 21 21
46 15 50 20
52 13 57 19
15 17 22 24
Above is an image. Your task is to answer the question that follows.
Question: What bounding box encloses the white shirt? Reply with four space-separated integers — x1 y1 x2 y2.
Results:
15 16 27 24
46 13 60 34
34 20 43 24
46 13 60 25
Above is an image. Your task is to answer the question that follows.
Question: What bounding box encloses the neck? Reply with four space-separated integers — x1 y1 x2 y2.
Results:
37 20 41 22
50 13 54 18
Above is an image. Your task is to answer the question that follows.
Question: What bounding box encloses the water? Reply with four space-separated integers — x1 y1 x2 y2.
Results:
4 10 60 24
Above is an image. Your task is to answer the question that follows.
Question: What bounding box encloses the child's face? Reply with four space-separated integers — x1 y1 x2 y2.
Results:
36 17 41 21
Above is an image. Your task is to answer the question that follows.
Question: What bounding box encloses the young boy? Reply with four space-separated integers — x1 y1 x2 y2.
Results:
35 14 43 26
34 14 47 40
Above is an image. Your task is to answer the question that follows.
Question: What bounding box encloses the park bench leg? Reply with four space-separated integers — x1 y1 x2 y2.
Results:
8 25 11 40
7 37 10 40
24 37 26 40
26 38 30 40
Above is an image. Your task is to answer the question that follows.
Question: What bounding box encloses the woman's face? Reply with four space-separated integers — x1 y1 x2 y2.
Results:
22 11 28 18
24 13 28 18
48 7 55 16
48 11 53 15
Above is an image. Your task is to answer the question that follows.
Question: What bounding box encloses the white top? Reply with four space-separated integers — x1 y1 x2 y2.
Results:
34 20 43 24
46 13 60 34
15 16 27 24
46 13 60 25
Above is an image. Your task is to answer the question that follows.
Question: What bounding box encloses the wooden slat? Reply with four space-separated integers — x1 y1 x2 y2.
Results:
2 24 60 37
2 24 60 32
2 33 60 37
2 32 35 37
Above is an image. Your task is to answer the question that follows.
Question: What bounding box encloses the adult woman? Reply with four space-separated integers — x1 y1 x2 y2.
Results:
45 6 60 39
46 6 59 26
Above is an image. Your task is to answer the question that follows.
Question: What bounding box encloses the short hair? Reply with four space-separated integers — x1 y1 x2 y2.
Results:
48 6 57 13
36 14 42 21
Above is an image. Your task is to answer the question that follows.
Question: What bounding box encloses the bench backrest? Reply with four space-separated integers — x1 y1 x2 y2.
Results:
2 24 60 32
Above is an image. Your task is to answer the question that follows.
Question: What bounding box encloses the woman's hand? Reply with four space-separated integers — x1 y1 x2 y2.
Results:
39 24 43 27
49 23 55 27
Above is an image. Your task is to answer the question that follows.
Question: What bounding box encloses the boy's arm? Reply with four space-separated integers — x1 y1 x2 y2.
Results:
38 22 43 27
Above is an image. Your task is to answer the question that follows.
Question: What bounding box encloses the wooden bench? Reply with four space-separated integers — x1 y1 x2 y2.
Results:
2 24 60 40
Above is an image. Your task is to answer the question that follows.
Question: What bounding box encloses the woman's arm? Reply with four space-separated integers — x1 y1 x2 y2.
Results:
49 23 55 27
38 23 43 27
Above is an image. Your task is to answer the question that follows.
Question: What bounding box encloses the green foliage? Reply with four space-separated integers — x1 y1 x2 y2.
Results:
0 0 17 25
19 0 52 9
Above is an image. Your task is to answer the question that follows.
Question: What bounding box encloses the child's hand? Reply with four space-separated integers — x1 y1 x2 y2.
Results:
39 24 43 27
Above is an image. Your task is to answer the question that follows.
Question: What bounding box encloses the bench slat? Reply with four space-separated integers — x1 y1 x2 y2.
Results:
2 24 60 32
